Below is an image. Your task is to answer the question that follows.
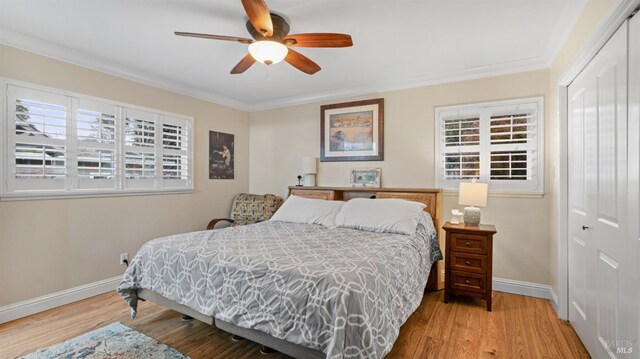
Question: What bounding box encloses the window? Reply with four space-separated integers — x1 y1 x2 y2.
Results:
1 80 194 199
435 97 543 193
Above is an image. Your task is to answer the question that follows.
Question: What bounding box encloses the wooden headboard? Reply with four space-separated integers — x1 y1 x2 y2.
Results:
288 186 442 230
287 186 443 291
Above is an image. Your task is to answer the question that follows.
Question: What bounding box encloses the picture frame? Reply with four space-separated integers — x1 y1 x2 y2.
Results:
209 131 234 179
350 168 381 188
320 98 384 162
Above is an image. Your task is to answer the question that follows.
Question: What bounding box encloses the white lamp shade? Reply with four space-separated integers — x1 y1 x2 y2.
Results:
458 182 488 207
248 41 288 65
302 157 317 174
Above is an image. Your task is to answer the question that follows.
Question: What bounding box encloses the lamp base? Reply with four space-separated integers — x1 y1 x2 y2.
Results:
463 206 481 226
303 174 316 187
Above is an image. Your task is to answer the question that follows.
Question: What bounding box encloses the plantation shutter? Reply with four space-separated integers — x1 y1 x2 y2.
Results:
161 116 192 188
1 80 194 199
76 99 119 190
438 110 482 189
8 85 70 192
487 102 541 192
124 108 157 189
435 97 543 193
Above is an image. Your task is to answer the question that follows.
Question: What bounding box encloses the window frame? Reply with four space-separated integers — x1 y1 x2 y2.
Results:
0 78 194 201
434 97 544 194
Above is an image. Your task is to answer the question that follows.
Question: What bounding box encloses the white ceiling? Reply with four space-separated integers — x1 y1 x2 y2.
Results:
0 0 588 111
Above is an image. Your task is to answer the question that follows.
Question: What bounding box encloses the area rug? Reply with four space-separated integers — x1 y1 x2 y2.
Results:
20 322 190 359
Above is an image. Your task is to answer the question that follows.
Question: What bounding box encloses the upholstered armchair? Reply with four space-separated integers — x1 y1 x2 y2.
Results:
206 193 284 230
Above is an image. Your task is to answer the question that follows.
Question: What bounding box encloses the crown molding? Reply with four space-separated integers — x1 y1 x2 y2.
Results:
1 28 551 114
543 0 589 66
246 56 549 112
0 28 251 111
558 0 640 85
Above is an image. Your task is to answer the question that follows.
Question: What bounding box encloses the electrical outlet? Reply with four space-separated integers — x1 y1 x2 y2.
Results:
440 269 445 283
120 253 129 266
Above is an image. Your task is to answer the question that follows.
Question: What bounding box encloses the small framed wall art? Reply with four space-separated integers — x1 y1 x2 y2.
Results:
350 168 381 188
320 98 384 162
209 131 234 179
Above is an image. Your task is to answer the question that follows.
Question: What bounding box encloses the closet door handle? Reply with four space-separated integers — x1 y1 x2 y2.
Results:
582 225 590 230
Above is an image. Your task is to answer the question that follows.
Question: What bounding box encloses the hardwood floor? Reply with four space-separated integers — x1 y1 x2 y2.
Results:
0 291 589 359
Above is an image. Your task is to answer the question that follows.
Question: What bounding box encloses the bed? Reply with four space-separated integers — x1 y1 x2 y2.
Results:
118 187 442 359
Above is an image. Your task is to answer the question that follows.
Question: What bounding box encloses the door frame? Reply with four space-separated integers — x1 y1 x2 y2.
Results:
556 0 640 320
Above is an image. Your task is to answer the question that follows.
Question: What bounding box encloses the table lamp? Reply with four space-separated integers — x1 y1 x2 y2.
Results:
458 181 488 226
302 157 317 186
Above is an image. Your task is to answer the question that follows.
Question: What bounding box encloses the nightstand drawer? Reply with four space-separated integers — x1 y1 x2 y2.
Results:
450 271 486 293
451 233 487 254
450 252 486 273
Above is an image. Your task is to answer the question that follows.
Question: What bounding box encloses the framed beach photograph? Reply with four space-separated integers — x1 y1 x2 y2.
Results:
320 98 384 162
350 168 381 188
209 131 234 179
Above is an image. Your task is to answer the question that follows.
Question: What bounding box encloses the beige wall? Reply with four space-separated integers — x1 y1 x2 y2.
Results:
250 69 552 285
0 45 250 306
547 0 616 295
0 0 616 307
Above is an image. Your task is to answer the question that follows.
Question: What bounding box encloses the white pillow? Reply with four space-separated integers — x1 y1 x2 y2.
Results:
270 195 345 227
335 198 426 235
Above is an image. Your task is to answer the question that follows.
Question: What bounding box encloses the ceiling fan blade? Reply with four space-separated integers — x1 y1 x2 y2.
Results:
230 54 257 74
285 49 321 75
283 33 353 48
241 0 273 37
174 32 253 44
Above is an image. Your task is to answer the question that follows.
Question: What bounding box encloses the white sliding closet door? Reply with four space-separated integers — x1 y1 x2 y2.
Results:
568 18 638 358
629 13 640 356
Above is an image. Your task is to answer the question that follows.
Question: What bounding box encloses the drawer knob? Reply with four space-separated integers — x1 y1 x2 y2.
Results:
465 260 471 265
465 279 471 284
465 242 471 247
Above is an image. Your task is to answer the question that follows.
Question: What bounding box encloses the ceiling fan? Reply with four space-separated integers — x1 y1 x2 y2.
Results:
174 0 353 75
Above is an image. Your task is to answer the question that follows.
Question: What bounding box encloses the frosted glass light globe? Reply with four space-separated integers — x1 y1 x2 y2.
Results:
248 41 288 65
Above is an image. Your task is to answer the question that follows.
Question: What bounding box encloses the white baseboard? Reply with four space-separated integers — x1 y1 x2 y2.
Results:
550 288 559 314
493 277 552 300
0 275 557 324
0 276 122 324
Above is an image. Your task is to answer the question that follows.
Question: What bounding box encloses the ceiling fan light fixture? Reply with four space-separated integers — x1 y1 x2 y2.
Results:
248 40 288 65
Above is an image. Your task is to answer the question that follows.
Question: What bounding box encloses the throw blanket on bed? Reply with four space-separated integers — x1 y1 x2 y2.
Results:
118 212 441 359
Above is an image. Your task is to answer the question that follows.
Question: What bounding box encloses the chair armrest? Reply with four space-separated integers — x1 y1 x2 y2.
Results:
207 218 234 230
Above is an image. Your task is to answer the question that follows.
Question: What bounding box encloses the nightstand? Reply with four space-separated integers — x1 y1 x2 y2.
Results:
443 222 497 311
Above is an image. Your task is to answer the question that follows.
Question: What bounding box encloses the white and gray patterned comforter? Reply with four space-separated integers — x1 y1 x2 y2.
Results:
118 212 441 359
